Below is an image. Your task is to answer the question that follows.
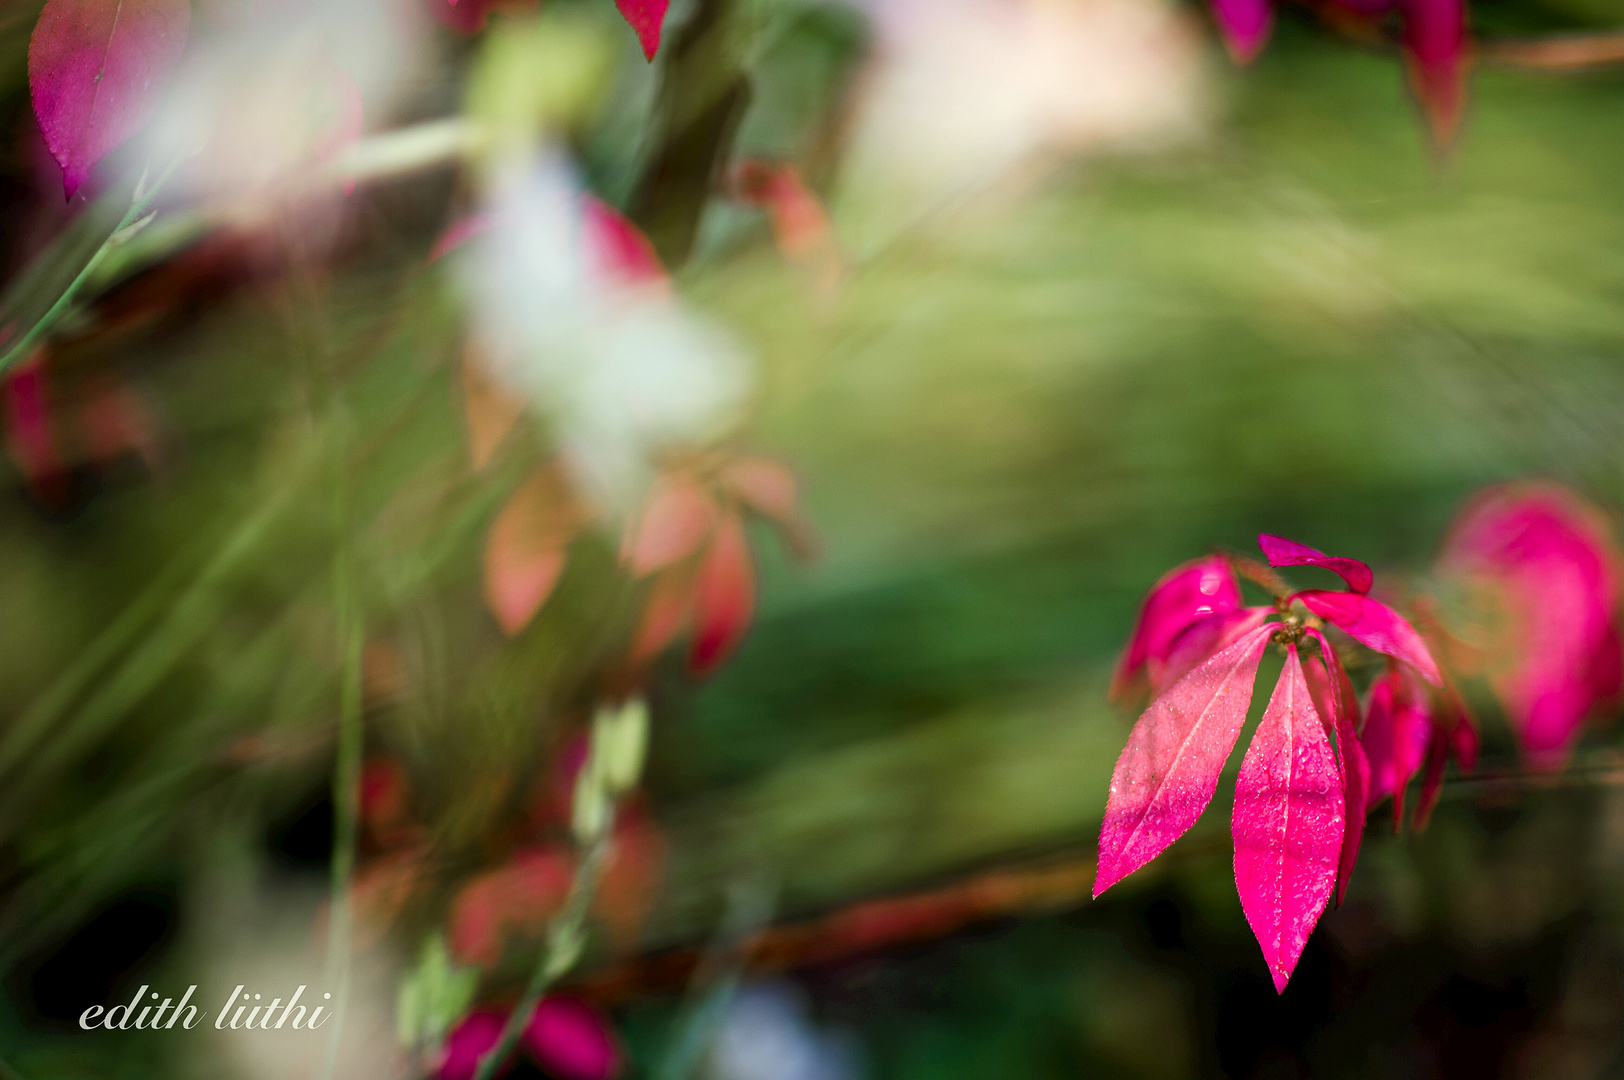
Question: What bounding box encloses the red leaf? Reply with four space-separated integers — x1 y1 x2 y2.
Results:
1233 644 1344 992
622 474 716 577
1359 667 1433 826
688 509 755 674
615 0 668 61
29 0 191 198
1257 533 1374 595
1094 624 1274 897
582 196 666 285
1410 725 1448 831
484 465 585 635
1111 555 1242 701
449 848 575 967
1297 590 1442 686
1400 0 1467 146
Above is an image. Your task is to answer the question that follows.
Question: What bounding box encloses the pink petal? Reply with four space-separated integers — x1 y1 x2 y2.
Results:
1410 726 1448 831
1399 0 1467 146
28 0 191 199
1257 534 1374 595
1303 629 1369 905
1112 555 1243 700
484 467 584 635
630 567 695 665
1209 0 1273 63
615 0 668 61
1095 625 1274 897
1232 644 1344 993
623 475 717 577
1297 590 1442 686
1153 606 1273 697
439 1009 511 1080
523 997 622 1080
688 509 756 674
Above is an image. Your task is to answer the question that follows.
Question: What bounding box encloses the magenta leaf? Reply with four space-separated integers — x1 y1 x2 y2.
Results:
1410 726 1448 831
1359 668 1432 827
615 0 668 61
1232 644 1344 992
1153 606 1273 697
29 0 191 198
1095 624 1274 898
1399 0 1466 145
1257 534 1374 595
1438 483 1622 768
1297 590 1442 686
1209 0 1272 62
1112 555 1242 700
1303 629 1369 905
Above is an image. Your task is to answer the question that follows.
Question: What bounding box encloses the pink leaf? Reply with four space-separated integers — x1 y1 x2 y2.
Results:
1438 483 1622 767
1410 725 1448 831
1153 606 1273 697
630 566 695 665
1303 630 1369 905
689 508 756 674
1399 0 1467 146
1232 644 1344 993
1112 555 1242 700
523 997 622 1080
29 0 191 198
1209 0 1272 62
1358 668 1432 827
622 475 717 577
722 456 817 561
1257 533 1374 595
1297 590 1442 686
1094 624 1274 897
615 0 668 61
583 196 666 286
439 1010 509 1080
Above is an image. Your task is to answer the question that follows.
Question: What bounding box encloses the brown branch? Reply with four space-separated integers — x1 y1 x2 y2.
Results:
1479 33 1624 71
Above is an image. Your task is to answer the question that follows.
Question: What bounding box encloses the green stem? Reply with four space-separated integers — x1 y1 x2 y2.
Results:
470 821 616 1080
0 155 184 377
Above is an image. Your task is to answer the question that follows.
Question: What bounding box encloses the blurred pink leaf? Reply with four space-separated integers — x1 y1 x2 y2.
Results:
1258 533 1374 595
1233 644 1343 993
1400 0 1467 145
622 474 716 577
1438 483 1623 767
439 1009 507 1080
689 509 755 674
1111 555 1242 700
630 565 695 665
28 0 190 198
523 997 622 1080
1094 624 1274 897
1297 590 1442 686
449 849 574 968
615 0 668 61
721 457 818 560
582 197 666 285
1209 0 1271 62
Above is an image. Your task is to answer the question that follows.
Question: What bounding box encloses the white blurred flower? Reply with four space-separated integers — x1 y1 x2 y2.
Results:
461 151 753 511
707 982 861 1080
143 0 425 214
839 0 1207 250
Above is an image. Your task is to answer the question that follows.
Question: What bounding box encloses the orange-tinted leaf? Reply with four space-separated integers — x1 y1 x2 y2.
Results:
484 464 585 635
721 456 817 559
629 566 695 665
462 343 525 470
689 509 756 674
623 474 716 576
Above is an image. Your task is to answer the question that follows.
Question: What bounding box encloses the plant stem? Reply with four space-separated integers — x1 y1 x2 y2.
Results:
470 820 616 1080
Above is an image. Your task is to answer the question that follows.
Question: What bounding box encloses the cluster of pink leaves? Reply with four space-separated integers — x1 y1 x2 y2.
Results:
439 996 621 1080
1097 485 1624 990
26 0 670 201
1098 535 1442 991
1209 0 1466 142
